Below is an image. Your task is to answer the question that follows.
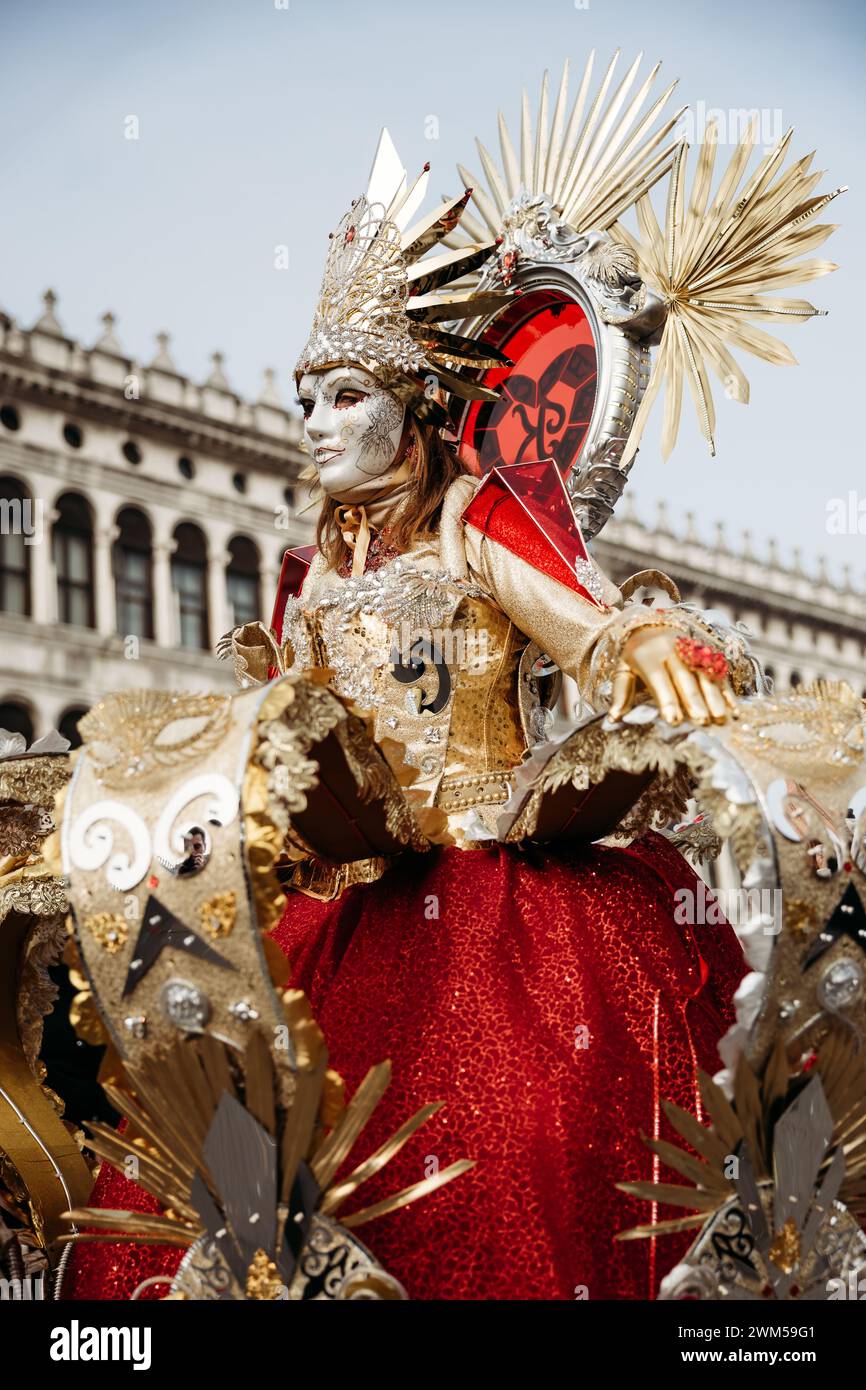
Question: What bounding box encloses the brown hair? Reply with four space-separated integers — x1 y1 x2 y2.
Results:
315 413 468 571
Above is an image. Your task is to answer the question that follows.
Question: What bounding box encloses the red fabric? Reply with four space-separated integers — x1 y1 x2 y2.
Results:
64 834 744 1301
462 459 603 608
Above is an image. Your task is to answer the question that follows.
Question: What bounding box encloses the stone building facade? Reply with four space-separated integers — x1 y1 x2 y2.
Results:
0 291 309 746
1 290 863 750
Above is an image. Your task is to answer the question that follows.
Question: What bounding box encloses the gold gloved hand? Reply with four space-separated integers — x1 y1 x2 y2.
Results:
609 626 739 726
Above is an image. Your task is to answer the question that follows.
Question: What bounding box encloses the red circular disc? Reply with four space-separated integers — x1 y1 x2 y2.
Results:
457 291 598 479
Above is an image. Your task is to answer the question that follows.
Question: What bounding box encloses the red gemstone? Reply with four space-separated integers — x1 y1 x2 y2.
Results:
456 290 598 482
148 874 159 888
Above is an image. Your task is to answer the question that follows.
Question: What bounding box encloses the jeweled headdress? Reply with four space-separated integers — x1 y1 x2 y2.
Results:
295 130 513 424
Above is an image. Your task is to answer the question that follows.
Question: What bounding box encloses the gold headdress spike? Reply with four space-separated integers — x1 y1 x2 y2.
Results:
441 51 685 248
612 121 846 463
295 129 513 425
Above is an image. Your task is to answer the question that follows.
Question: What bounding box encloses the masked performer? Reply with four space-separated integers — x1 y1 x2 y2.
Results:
67 54 840 1299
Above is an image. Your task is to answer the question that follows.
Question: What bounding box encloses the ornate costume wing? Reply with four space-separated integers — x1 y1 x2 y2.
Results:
612 123 845 462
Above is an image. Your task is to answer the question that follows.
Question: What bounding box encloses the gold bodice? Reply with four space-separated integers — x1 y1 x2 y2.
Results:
281 557 533 839
278 476 630 844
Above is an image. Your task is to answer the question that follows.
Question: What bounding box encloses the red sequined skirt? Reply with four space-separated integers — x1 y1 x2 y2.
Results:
64 834 744 1301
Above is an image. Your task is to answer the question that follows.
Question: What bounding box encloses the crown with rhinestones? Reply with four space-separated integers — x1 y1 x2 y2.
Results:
295 130 512 424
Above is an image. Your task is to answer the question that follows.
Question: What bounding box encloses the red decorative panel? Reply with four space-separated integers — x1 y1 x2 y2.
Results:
271 544 317 636
457 291 597 480
462 459 605 609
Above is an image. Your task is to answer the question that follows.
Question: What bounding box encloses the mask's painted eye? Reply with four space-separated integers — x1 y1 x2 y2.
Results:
335 389 366 409
297 397 315 420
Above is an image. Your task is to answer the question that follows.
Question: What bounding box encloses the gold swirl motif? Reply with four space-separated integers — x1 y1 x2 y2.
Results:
731 681 865 774
78 691 232 788
83 912 128 954
68 985 108 1047
63 936 108 1047
199 891 237 940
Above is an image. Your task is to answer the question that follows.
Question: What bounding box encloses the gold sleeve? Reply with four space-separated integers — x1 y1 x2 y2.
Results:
461 523 659 699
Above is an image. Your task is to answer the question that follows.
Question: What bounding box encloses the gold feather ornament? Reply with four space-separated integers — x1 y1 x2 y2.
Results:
60 992 473 1300
445 50 685 249
613 120 846 462
617 1035 866 1299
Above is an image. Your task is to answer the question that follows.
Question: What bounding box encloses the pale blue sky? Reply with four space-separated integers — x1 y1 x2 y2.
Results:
1 0 863 580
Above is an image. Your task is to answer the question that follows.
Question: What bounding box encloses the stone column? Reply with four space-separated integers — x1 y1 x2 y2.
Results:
30 502 58 625
152 538 178 648
260 558 279 625
207 547 231 648
94 523 120 636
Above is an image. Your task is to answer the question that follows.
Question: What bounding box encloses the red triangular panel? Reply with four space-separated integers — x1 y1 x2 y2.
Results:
461 459 605 609
271 544 317 637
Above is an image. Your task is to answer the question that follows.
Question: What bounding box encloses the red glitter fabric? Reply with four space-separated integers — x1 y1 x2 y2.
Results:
62 1125 182 1301
64 833 744 1301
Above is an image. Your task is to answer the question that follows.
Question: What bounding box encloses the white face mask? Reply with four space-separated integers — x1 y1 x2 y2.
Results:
297 365 406 501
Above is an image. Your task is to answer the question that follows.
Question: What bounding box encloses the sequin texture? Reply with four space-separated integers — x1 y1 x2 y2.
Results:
65 833 744 1301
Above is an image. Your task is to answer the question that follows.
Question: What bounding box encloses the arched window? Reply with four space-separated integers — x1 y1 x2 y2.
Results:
114 507 154 640
789 670 802 689
0 476 32 616
226 535 260 627
57 706 89 750
171 523 209 650
0 699 35 744
53 493 94 627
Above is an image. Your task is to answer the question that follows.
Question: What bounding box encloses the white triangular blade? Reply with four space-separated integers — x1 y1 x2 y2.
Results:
367 127 406 212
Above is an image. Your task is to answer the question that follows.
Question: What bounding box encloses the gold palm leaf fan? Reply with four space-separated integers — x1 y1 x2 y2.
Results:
442 50 685 251
616 1033 866 1300
59 991 473 1300
612 120 846 464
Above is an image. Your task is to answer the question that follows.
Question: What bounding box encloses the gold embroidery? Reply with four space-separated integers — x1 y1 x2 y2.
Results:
199 892 237 939
79 691 232 788
84 912 128 954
